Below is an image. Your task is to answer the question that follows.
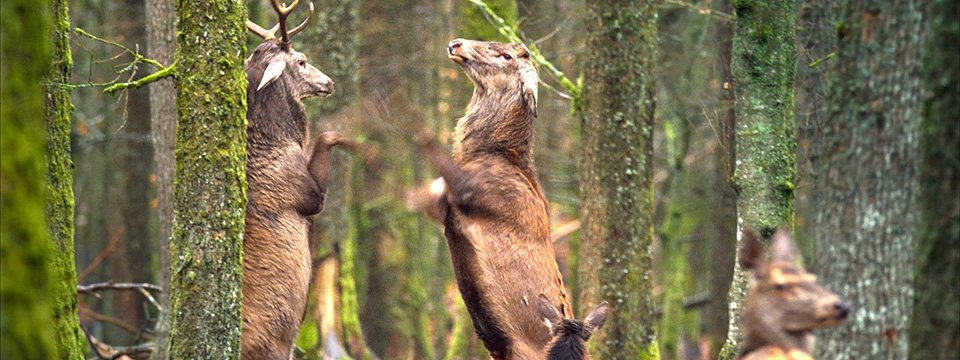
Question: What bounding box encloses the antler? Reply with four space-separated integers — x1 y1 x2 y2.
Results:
246 1 314 47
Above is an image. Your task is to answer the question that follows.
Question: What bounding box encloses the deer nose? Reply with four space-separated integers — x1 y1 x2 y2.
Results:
834 301 850 319
448 40 462 55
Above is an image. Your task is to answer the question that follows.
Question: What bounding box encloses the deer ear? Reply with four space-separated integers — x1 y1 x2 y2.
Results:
519 63 538 118
582 301 609 340
770 227 798 264
257 59 286 91
740 229 763 271
537 294 562 333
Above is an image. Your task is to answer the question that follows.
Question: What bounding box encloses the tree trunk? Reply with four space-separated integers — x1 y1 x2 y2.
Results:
146 0 176 357
707 0 737 357
167 0 247 357
0 0 56 358
719 0 797 357
909 0 959 357
812 0 923 358
578 0 660 358
44 0 86 357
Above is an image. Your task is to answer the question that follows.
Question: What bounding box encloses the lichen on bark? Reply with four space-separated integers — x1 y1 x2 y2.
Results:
43 0 86 358
167 0 248 357
578 0 660 358
718 0 797 357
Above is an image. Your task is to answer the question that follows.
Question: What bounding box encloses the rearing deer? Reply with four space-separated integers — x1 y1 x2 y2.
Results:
243 1 351 358
738 228 850 360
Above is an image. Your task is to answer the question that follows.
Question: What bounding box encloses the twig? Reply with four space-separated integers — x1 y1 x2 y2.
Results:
808 52 836 68
77 226 123 282
72 27 176 94
82 326 154 360
662 0 734 21
682 292 711 309
468 0 580 99
551 220 581 242
80 307 142 335
78 282 163 293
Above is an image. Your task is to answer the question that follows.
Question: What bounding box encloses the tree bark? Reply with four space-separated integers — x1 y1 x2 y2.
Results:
909 0 959 358
812 0 923 358
167 0 247 357
578 0 660 358
719 0 797 357
0 0 56 358
146 0 176 356
44 0 86 358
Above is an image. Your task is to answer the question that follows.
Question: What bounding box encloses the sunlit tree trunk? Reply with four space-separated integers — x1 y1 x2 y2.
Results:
146 0 176 356
909 0 959 358
578 0 660 358
167 0 247 357
0 0 56 358
812 0 923 358
44 0 86 357
719 0 797 357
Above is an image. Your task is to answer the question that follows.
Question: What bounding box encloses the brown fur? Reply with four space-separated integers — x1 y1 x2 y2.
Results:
738 228 850 360
419 39 572 360
538 295 608 360
242 28 347 360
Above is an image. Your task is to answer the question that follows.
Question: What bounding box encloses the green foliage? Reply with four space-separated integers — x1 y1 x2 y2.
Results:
0 0 56 358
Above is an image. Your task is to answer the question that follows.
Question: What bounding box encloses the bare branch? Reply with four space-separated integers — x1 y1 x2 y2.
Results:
78 282 163 294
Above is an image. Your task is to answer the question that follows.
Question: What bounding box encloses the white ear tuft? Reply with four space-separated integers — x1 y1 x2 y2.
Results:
520 64 538 118
257 60 286 91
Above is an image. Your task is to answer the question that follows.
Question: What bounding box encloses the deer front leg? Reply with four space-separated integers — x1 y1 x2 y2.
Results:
295 131 354 217
422 142 485 215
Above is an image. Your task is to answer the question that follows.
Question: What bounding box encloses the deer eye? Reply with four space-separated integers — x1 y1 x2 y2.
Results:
297 60 306 67
501 54 512 61
776 283 789 291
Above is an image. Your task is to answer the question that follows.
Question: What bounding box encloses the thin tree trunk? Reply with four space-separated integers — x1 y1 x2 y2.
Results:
0 0 56 357
812 0 923 358
167 0 247 357
909 0 960 358
719 0 797 357
146 0 176 356
578 0 660 358
44 0 86 357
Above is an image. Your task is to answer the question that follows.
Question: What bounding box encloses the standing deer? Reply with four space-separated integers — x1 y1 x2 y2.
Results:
537 295 608 360
243 1 351 358
738 228 850 360
414 39 572 359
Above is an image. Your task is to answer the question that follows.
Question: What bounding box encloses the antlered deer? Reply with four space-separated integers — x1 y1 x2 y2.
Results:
415 39 572 359
242 1 352 358
738 229 850 360
538 295 608 360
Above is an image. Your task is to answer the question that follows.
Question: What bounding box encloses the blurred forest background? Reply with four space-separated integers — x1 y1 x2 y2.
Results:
1 0 957 359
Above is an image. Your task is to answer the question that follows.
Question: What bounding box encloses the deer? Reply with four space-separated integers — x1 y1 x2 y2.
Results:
242 1 354 358
411 39 572 360
537 295 608 360
737 228 850 360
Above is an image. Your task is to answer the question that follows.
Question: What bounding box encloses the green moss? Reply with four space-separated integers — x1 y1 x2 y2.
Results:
720 0 797 357
167 0 248 358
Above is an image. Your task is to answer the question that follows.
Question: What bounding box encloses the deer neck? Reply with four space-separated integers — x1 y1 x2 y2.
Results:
453 85 536 172
246 84 308 151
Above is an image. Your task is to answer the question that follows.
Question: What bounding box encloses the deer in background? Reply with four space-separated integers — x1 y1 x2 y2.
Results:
538 295 608 360
242 0 354 358
738 228 850 360
411 39 571 359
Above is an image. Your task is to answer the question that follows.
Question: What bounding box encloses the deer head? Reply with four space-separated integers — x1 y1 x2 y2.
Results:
246 0 333 97
447 39 538 117
740 228 850 355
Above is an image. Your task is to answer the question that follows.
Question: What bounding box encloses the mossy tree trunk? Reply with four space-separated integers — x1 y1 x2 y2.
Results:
0 0 55 358
812 0 923 358
167 0 247 357
909 0 959 358
146 0 177 357
44 0 85 358
578 0 660 358
719 0 797 357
